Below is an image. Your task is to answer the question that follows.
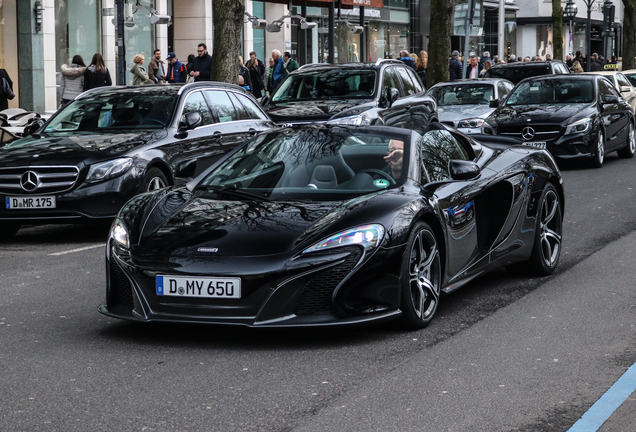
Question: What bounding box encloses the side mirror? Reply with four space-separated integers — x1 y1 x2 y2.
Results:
23 118 45 137
176 159 197 178
380 87 400 108
449 160 480 180
179 112 202 131
489 99 500 108
603 95 619 104
261 95 270 106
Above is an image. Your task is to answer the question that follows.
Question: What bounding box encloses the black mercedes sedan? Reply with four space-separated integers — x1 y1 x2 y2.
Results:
483 74 635 167
0 83 274 239
99 124 564 329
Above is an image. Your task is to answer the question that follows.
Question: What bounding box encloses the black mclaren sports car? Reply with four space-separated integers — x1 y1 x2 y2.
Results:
99 124 564 329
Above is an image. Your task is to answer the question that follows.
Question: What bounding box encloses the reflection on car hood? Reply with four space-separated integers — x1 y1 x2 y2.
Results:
488 103 595 125
438 104 494 123
137 191 389 259
266 100 373 122
0 131 160 166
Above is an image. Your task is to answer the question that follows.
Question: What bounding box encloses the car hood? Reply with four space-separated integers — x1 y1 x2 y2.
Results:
0 130 161 166
438 104 494 123
487 103 595 126
134 190 392 260
266 100 374 123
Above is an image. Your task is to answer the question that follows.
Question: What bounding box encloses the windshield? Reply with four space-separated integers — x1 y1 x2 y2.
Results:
484 65 552 85
272 69 377 102
197 127 408 202
623 72 636 87
505 79 594 105
429 84 494 106
44 93 177 133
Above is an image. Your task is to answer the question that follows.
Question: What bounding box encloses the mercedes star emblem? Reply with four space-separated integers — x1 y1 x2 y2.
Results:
20 171 39 192
522 127 535 141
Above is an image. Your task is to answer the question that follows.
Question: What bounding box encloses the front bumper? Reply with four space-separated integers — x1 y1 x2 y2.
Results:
99 241 404 327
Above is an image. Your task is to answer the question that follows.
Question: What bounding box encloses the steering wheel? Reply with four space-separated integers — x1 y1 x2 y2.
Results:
357 168 396 186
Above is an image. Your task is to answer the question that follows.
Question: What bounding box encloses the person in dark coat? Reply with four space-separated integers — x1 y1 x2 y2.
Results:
246 57 264 98
465 55 483 79
190 43 212 81
399 50 417 70
0 68 14 110
186 54 195 78
590 54 602 71
84 53 112 91
166 52 187 83
449 50 463 81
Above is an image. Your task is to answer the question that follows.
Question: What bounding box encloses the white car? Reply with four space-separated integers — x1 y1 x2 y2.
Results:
584 70 636 113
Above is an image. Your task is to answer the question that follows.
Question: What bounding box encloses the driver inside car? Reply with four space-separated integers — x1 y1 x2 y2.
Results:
383 139 404 180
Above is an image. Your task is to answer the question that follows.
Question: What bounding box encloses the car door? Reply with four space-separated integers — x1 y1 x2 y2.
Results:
616 73 636 112
421 129 485 279
598 78 630 150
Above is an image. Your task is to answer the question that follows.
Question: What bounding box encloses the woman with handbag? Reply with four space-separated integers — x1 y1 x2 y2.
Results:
0 68 14 110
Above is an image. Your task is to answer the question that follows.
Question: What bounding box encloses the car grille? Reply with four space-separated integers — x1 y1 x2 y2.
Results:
498 125 562 142
109 259 135 310
295 247 363 316
0 166 80 195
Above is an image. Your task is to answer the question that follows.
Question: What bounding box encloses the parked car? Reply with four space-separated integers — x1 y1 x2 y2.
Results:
262 60 437 132
482 60 570 85
584 70 636 112
99 123 564 329
483 74 635 167
621 69 636 87
427 78 514 134
0 83 274 240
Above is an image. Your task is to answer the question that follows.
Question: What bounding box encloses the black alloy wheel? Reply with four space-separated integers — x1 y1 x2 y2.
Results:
590 129 605 168
400 222 442 329
527 183 563 275
0 222 20 241
617 122 636 159
141 167 169 193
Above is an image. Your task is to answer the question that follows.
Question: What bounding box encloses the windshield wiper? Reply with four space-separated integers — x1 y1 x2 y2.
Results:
196 184 273 202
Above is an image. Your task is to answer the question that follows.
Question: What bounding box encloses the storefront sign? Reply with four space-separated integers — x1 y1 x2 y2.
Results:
374 40 386 45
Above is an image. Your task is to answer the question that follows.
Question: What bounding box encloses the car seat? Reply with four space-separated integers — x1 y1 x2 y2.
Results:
282 152 355 188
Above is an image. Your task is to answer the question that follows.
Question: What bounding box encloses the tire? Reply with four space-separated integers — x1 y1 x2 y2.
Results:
589 129 605 168
617 122 636 159
400 222 442 329
141 167 168 193
0 222 20 241
525 183 563 276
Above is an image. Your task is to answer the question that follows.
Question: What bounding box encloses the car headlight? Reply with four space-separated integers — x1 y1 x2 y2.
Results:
327 114 372 126
303 224 384 254
109 218 130 248
565 118 592 136
457 118 485 129
86 158 133 183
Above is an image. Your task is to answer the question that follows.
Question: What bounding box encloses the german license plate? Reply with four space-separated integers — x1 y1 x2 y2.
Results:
522 141 546 149
5 196 56 209
156 275 241 299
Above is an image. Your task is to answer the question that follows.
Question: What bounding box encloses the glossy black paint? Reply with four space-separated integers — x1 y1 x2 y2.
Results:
485 75 635 163
99 124 564 328
0 83 274 233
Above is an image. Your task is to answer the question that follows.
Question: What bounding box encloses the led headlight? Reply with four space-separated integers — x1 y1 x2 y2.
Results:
327 114 372 126
303 224 384 254
565 118 592 136
86 158 133 183
109 218 130 248
457 118 485 129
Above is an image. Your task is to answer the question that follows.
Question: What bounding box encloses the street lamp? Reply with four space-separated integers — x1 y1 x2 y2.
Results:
582 0 596 71
564 0 578 59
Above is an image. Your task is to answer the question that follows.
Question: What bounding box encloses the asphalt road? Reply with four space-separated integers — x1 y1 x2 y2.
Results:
1 152 635 432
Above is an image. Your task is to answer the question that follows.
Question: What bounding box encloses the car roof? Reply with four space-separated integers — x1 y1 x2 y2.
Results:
76 82 250 100
489 60 566 69
296 59 407 73
430 78 510 87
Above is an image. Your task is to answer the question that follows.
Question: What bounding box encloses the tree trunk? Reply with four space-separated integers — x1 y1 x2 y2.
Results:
623 0 636 70
427 0 455 87
552 0 563 60
211 0 245 83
